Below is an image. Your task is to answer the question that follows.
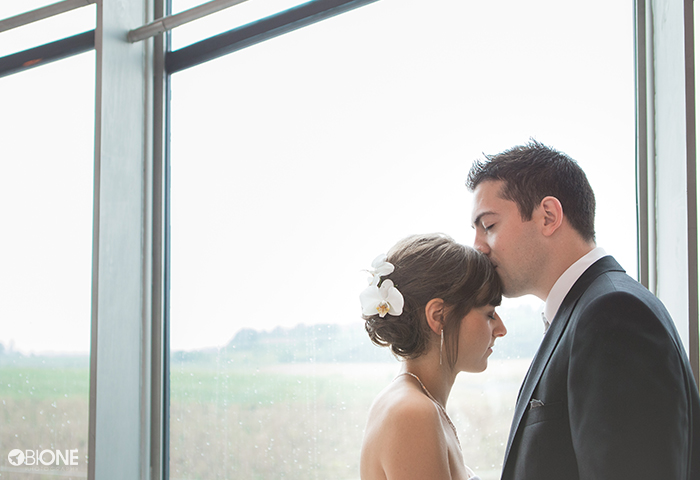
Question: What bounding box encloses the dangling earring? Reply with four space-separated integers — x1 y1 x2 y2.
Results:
439 329 444 366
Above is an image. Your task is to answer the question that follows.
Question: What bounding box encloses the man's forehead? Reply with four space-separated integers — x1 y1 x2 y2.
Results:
473 179 504 197
471 181 511 223
472 181 503 209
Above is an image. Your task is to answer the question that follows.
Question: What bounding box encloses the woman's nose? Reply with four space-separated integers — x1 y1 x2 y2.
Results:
494 313 506 337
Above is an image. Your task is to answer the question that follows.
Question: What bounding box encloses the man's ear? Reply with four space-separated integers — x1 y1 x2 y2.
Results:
424 298 445 335
539 196 564 236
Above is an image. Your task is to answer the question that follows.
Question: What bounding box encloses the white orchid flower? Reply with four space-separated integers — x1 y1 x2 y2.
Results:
360 279 404 317
367 254 395 286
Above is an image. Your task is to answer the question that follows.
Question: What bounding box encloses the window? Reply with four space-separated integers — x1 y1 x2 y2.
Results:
168 1 636 478
0 45 95 477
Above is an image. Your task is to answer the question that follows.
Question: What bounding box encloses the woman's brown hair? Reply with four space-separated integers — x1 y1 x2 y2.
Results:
363 233 502 368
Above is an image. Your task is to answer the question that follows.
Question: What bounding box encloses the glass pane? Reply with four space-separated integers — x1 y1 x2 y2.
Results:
169 0 635 478
0 52 95 477
0 4 96 57
171 0 316 50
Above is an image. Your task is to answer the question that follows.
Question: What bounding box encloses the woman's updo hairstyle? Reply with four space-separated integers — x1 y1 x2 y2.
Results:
363 233 502 368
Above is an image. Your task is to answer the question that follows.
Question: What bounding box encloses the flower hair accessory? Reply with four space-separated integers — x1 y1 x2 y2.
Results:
360 254 404 317
366 254 395 286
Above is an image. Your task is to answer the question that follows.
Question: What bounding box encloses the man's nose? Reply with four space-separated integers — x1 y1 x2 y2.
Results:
474 234 490 255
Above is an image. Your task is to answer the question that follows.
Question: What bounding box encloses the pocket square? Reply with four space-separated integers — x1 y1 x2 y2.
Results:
524 400 564 426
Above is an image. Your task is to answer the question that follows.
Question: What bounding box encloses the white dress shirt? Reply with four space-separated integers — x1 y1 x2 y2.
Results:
543 247 608 328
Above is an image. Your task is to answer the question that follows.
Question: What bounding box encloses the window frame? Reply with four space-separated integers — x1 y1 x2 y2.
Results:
635 0 699 380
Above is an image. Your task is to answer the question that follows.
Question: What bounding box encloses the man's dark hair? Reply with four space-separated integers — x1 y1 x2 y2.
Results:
466 140 596 242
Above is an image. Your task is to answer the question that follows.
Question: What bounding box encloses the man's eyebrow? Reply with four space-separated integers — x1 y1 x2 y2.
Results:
472 211 496 228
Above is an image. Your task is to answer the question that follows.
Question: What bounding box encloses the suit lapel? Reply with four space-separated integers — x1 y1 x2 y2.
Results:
501 256 625 468
502 298 575 463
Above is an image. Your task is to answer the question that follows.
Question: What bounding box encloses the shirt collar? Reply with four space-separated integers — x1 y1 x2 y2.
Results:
543 247 607 325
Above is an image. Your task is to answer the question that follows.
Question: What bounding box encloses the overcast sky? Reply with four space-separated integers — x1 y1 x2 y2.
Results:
1 0 638 354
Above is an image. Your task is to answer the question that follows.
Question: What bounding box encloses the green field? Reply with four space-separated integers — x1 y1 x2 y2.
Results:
1 315 542 479
1 357 530 480
0 363 89 480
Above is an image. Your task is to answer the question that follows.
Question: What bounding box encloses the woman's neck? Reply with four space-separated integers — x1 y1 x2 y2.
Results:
400 351 456 407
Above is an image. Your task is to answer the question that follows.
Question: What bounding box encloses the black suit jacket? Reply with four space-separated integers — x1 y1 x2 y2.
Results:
501 256 700 480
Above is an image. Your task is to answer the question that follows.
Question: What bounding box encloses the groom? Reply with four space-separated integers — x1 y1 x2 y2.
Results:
467 140 700 479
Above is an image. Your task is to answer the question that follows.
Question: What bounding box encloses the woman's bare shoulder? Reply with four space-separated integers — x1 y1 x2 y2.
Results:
361 380 450 480
368 379 441 428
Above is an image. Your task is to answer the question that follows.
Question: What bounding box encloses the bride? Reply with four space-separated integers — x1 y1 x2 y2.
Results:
359 233 505 480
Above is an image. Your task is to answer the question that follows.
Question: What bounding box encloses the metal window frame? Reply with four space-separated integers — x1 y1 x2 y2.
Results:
127 0 249 43
88 0 163 477
635 0 699 384
0 0 95 33
164 0 380 73
0 30 94 78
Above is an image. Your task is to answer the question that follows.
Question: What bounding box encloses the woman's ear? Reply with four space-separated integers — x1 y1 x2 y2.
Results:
539 196 564 236
424 298 445 335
